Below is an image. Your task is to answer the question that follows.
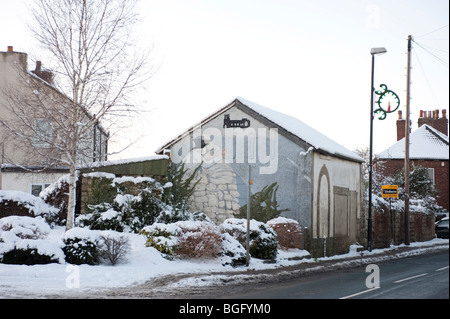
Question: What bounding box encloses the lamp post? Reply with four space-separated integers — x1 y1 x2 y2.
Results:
368 47 387 252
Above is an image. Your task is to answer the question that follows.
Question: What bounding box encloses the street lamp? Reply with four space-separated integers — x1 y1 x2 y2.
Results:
368 47 387 252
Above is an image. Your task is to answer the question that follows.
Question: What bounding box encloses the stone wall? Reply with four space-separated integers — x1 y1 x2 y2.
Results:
189 163 240 224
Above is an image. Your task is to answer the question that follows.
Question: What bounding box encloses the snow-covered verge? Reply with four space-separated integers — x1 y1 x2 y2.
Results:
0 216 447 299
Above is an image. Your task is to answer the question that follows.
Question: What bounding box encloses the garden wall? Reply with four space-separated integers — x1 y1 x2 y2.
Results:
372 205 435 248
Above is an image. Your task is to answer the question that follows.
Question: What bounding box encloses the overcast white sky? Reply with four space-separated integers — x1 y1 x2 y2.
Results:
1 0 448 159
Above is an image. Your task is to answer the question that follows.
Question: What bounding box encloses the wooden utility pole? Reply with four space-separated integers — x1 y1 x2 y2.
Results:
404 35 412 245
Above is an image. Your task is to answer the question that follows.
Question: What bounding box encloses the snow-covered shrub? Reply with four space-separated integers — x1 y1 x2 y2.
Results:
81 173 172 233
0 216 51 240
220 232 246 267
62 227 101 265
40 174 71 226
0 190 59 222
98 231 130 265
1 239 64 265
0 216 64 264
161 162 201 214
140 221 222 260
267 217 304 250
221 218 278 260
140 223 181 257
175 221 222 259
156 207 212 225
78 203 124 232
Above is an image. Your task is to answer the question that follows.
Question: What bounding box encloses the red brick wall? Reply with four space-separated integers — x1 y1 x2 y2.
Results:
372 206 435 248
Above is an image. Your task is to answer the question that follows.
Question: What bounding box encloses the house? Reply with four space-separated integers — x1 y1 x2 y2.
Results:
156 97 365 245
376 109 449 211
0 46 108 196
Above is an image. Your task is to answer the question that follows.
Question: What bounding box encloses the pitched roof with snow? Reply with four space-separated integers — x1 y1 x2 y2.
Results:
156 97 364 163
377 124 449 160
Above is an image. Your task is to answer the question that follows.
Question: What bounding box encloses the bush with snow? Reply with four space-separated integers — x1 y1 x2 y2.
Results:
220 232 246 267
98 231 130 265
140 223 181 257
141 221 224 260
175 221 222 259
62 227 101 265
0 190 59 223
221 218 278 260
39 174 71 226
0 215 51 239
0 216 64 264
267 217 304 250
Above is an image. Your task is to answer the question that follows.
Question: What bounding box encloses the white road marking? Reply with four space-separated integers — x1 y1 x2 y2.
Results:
339 287 380 299
393 273 428 283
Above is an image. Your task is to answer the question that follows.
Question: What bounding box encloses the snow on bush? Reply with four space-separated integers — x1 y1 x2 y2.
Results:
62 227 131 265
98 231 130 265
140 223 181 257
0 216 64 264
39 174 70 225
221 218 278 260
220 232 246 267
175 221 222 259
62 227 102 265
141 221 227 259
0 216 51 239
0 190 59 221
267 217 304 250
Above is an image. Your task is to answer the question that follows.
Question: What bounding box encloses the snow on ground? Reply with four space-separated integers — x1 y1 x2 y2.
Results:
0 217 448 299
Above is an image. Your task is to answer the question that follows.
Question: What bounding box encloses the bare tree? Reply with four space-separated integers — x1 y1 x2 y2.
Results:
1 0 150 230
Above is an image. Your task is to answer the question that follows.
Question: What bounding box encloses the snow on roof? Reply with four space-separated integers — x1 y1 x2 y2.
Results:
377 124 449 160
236 97 363 162
80 155 169 170
156 97 363 163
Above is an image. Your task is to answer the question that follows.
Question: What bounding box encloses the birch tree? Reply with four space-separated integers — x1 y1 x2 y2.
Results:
1 0 149 230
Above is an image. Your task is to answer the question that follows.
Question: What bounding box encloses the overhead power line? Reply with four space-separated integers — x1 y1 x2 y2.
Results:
416 24 449 39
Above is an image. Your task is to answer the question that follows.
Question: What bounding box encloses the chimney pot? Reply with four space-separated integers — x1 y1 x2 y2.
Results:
428 111 432 118
442 109 447 119
398 110 403 120
7 46 13 52
419 110 423 118
436 109 440 119
35 61 42 72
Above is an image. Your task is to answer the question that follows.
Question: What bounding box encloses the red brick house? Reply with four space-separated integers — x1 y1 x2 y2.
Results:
376 109 449 211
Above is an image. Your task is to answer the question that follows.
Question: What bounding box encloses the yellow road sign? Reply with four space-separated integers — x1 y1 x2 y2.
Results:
381 185 398 198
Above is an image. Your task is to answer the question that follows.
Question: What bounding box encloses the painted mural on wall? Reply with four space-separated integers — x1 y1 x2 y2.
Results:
174 111 280 223
186 139 242 223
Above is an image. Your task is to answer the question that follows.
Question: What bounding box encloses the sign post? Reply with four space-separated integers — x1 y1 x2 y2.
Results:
382 185 398 244
381 185 399 198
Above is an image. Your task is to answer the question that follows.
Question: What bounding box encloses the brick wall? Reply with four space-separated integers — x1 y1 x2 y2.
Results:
372 205 435 248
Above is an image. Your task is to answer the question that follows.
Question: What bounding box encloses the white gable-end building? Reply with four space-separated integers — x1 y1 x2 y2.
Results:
157 98 365 250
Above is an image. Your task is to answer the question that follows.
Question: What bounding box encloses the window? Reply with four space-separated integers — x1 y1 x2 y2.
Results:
31 183 51 197
427 168 435 185
33 118 53 148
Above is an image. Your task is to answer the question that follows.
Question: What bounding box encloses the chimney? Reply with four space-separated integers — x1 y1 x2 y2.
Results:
7 46 13 52
396 110 405 141
418 109 448 136
35 61 42 72
31 60 54 85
